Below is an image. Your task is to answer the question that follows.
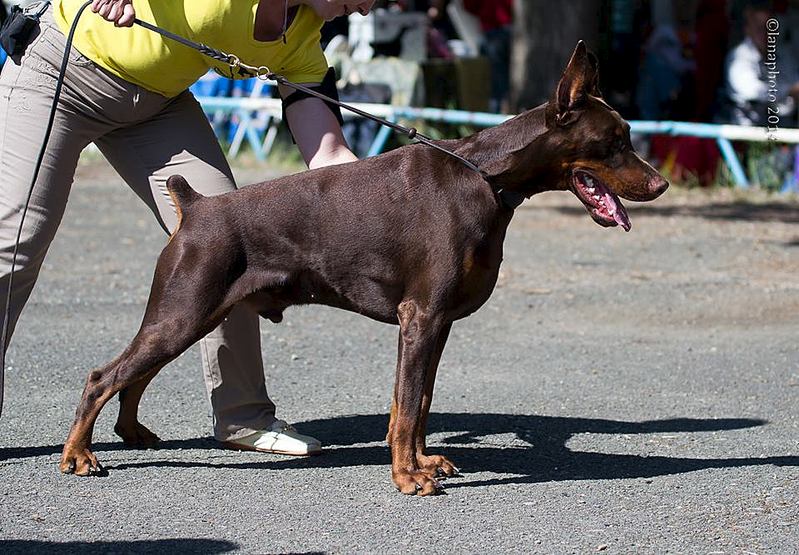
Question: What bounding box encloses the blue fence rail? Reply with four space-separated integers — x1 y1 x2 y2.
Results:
196 95 799 190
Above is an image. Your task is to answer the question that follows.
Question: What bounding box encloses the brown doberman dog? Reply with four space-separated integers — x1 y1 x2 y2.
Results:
59 42 668 495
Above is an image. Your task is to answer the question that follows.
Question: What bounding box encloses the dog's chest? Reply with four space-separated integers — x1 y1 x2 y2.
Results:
451 240 503 318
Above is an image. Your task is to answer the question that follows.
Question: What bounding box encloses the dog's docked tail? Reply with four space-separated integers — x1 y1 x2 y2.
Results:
166 175 203 209
166 175 204 235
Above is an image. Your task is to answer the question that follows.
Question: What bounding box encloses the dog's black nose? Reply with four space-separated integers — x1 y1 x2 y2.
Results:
650 176 669 197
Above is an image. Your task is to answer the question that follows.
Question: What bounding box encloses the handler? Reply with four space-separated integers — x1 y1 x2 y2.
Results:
0 0 372 454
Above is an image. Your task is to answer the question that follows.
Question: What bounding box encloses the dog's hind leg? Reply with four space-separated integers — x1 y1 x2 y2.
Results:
390 301 448 496
59 312 218 476
413 323 459 478
114 370 160 448
60 235 237 476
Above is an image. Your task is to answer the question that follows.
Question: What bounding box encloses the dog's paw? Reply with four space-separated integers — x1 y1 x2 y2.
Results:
392 468 445 496
417 453 460 478
114 421 161 448
59 445 104 477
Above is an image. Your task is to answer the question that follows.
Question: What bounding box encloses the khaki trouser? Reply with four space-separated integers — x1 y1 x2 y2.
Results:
0 8 276 441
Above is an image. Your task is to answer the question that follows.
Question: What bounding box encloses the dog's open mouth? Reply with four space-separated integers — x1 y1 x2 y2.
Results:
572 170 631 232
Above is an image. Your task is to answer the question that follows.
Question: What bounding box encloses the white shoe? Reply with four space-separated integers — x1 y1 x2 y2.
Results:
223 420 322 456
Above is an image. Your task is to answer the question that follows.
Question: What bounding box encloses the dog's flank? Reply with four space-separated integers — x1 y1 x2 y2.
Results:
59 42 668 495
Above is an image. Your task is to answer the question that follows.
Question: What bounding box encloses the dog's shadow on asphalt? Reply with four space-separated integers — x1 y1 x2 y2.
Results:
2 413 797 488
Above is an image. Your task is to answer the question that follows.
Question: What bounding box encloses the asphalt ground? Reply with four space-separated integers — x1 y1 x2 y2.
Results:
0 159 797 554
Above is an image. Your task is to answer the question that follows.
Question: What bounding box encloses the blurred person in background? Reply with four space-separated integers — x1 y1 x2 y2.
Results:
425 0 458 59
785 0 799 69
694 0 729 122
386 0 455 58
722 0 799 126
637 8 722 186
463 0 512 112
636 24 696 120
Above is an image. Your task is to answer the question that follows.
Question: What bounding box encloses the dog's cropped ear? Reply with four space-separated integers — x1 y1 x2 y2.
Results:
587 51 602 97
554 41 599 125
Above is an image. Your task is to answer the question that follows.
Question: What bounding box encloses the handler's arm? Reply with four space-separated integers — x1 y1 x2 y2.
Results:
280 85 358 169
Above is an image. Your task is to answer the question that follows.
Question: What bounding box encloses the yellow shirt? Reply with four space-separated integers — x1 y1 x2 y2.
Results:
54 0 328 98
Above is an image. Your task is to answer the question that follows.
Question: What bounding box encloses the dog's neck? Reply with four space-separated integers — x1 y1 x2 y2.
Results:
456 103 564 199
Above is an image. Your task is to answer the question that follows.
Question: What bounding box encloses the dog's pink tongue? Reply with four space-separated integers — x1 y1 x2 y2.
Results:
613 200 631 232
603 191 632 232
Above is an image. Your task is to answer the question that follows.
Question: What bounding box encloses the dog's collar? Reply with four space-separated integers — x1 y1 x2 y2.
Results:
497 189 526 210
474 169 525 210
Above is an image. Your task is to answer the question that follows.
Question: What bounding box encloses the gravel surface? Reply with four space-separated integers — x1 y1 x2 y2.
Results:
1 160 797 554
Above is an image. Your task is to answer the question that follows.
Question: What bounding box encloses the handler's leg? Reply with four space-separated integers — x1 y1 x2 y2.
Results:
0 16 108 347
95 91 319 452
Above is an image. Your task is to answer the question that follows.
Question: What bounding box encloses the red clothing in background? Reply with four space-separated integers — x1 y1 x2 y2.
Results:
463 0 512 32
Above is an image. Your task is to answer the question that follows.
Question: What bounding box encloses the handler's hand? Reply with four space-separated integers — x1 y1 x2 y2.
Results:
307 0 375 21
91 0 135 27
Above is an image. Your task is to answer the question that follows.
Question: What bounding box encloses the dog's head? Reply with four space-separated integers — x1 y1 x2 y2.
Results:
544 41 668 231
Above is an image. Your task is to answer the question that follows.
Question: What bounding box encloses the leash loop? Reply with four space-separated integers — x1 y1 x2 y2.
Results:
254 66 273 81
227 54 241 71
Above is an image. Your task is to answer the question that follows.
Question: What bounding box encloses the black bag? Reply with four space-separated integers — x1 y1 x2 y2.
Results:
0 1 50 57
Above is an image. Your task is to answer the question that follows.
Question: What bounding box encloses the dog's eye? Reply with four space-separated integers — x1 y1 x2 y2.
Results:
613 131 632 153
607 151 625 169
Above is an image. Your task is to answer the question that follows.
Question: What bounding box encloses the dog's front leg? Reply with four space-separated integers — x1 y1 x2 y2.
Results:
390 301 446 496
386 334 403 448
414 322 459 478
